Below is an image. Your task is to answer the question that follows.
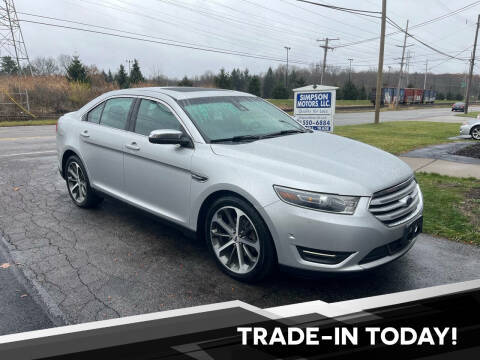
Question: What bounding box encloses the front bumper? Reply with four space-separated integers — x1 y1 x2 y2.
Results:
460 124 472 136
263 191 423 272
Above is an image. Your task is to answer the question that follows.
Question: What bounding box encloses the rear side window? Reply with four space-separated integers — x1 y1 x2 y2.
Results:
134 99 182 136
86 103 104 124
100 98 134 130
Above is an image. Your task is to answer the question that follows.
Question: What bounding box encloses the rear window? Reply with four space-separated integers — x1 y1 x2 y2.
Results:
86 103 104 124
100 98 134 130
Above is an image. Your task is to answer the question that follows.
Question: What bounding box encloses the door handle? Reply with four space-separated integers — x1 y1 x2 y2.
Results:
125 142 140 151
80 130 90 138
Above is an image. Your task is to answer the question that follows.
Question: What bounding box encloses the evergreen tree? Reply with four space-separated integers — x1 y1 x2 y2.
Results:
177 76 193 86
116 64 129 89
129 59 144 84
358 85 367 100
241 69 251 91
342 80 358 100
65 56 88 83
106 70 114 83
0 56 19 74
272 84 289 99
262 67 275 98
214 68 231 89
248 75 261 96
231 68 243 90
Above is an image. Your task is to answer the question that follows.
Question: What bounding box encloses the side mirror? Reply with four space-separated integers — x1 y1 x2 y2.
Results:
148 129 192 147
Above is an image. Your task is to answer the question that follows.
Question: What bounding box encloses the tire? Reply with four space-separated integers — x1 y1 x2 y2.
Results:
205 196 276 282
471 126 480 140
65 155 103 208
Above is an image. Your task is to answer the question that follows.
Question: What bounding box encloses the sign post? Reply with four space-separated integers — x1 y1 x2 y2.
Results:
293 85 338 132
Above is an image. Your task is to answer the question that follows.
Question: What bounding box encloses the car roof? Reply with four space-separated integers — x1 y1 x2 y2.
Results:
102 87 255 101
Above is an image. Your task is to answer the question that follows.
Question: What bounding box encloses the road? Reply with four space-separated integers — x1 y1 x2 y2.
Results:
0 110 479 332
334 106 480 126
0 246 54 335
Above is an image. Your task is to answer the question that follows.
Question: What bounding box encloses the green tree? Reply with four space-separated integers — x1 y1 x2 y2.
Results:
446 91 454 100
106 69 114 83
437 92 445 100
115 64 129 89
248 75 261 96
177 76 193 86
263 67 275 98
455 93 464 101
358 85 367 100
342 80 358 100
294 76 307 88
65 56 88 83
272 84 289 99
214 68 231 89
129 59 144 84
231 68 243 90
0 56 19 75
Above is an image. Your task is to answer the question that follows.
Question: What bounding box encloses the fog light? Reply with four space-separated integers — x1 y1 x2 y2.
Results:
297 246 353 265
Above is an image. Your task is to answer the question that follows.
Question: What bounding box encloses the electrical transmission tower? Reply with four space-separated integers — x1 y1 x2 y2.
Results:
0 0 33 75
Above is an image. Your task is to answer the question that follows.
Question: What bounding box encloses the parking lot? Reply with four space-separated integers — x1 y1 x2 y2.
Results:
1 121 480 329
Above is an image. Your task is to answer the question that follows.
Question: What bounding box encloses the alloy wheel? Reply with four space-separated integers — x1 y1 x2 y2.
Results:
67 161 87 204
472 127 480 140
209 206 260 274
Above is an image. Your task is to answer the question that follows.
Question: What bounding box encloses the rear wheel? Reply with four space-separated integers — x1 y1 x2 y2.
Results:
205 196 276 282
65 155 103 208
471 126 480 140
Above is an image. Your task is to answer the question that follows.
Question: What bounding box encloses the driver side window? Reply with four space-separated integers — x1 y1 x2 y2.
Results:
134 99 182 136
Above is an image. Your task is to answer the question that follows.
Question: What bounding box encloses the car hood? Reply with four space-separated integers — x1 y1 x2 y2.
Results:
210 132 413 196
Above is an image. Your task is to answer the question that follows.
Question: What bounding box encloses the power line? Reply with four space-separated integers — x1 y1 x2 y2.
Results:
295 0 381 18
18 18 315 65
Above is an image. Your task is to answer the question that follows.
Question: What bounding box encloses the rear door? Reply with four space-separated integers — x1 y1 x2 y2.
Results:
123 98 194 225
79 96 135 196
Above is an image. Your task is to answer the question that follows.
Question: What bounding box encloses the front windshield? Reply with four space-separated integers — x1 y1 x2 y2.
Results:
177 96 305 142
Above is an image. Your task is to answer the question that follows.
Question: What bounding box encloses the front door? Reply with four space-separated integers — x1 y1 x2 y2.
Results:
123 98 193 226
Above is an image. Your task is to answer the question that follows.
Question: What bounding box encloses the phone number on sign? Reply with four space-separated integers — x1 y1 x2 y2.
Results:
300 119 331 126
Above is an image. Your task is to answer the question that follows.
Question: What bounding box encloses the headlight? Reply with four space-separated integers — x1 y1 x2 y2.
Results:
274 185 360 214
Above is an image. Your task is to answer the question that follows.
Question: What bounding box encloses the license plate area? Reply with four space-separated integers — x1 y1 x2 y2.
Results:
405 216 423 242
387 216 423 255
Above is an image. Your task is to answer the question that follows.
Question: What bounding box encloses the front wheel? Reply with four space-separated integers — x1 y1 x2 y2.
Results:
471 126 480 140
65 155 103 208
205 196 276 282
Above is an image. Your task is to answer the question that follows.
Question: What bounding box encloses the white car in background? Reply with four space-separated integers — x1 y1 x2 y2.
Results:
460 117 480 140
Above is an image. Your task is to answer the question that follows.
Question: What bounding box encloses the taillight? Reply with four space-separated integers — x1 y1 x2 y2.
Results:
56 121 58 132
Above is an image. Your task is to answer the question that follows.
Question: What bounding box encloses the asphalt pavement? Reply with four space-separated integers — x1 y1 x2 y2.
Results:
0 108 479 335
0 243 54 335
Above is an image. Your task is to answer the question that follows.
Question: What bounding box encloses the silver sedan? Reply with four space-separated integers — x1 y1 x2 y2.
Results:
460 118 480 140
56 87 423 282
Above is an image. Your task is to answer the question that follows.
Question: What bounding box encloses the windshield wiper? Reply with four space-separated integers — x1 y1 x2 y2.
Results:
260 129 306 138
210 134 262 143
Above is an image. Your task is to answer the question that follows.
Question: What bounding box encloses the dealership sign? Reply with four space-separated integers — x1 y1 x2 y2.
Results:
293 85 338 132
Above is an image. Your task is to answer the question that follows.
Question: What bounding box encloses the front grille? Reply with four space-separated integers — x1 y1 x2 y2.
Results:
369 177 421 227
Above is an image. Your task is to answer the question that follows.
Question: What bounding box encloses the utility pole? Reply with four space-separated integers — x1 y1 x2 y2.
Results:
465 14 480 114
374 0 386 124
394 19 409 108
317 37 339 85
423 59 428 90
405 50 412 86
284 46 291 88
0 0 33 75
347 58 353 81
